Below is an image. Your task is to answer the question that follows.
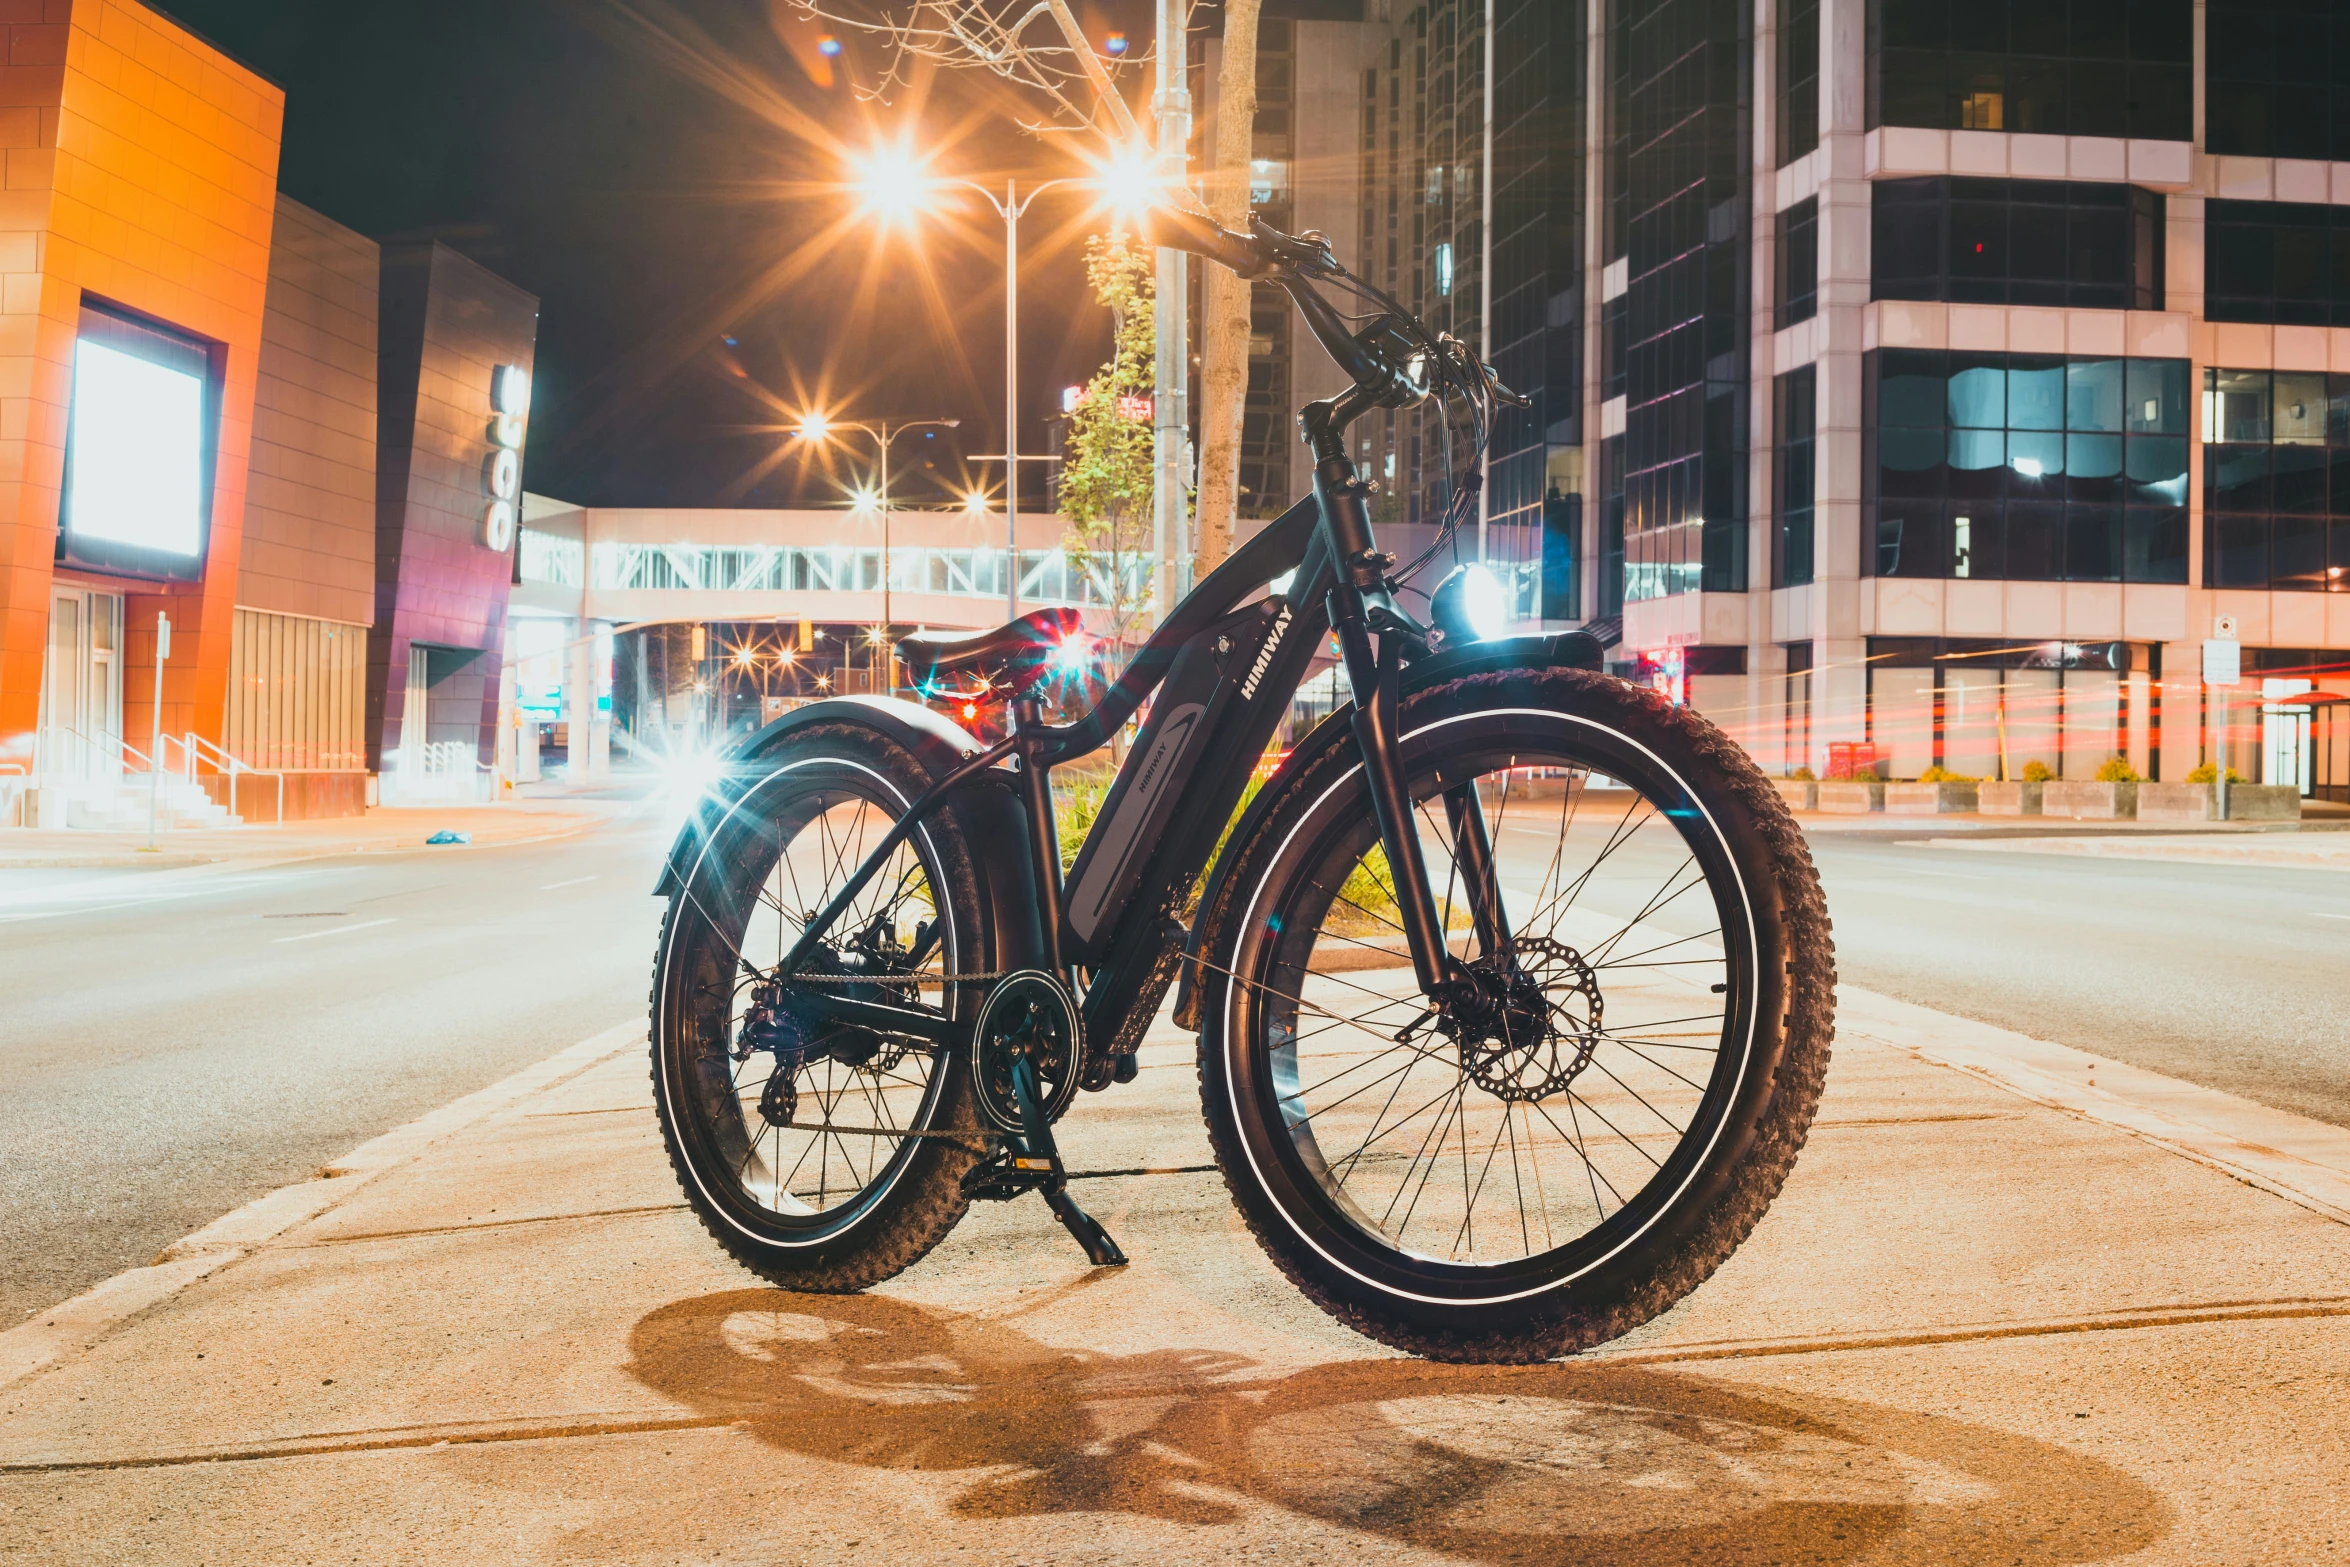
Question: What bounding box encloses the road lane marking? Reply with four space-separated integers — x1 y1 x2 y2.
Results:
274 917 396 944
540 876 599 891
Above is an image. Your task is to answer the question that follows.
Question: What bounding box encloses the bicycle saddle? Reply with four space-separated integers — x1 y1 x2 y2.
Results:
898 607 1084 695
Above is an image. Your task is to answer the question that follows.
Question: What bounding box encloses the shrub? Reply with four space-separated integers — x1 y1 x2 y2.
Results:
1789 766 1816 782
2020 760 2054 782
2092 757 2142 783
1918 764 1980 784
2182 762 2248 784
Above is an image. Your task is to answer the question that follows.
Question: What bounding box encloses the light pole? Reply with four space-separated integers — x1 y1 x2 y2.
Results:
851 148 1165 622
792 413 958 691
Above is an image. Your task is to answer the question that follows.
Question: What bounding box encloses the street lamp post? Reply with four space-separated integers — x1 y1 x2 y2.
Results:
792 413 958 692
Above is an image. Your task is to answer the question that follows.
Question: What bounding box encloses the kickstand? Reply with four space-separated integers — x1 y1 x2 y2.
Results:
1008 1052 1127 1268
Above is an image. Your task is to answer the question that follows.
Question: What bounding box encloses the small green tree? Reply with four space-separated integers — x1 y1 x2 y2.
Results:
1059 230 1158 656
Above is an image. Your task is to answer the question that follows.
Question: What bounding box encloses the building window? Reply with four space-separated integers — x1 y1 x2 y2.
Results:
1867 0 2191 142
1865 637 2158 782
1775 366 1817 587
2207 1 2350 161
2206 201 2350 327
1864 350 2191 584
1784 641 1813 769
1873 178 2163 310
2202 368 2350 592
1776 197 1818 326
1598 433 1626 618
1777 0 1819 167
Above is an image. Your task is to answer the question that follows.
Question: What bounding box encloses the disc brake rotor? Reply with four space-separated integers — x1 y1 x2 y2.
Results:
1450 936 1603 1104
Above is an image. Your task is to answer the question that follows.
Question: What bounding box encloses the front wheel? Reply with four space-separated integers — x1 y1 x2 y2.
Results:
1197 668 1835 1362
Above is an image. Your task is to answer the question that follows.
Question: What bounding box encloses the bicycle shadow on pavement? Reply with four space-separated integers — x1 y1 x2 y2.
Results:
625 1288 2169 1564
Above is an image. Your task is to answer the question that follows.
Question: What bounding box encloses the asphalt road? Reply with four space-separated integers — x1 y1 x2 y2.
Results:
0 810 673 1326
1807 831 2350 1129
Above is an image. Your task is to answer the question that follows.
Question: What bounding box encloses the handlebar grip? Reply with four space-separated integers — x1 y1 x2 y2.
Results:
1141 207 1269 277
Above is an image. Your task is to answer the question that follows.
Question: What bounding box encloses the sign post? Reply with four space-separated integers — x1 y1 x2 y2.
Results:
145 611 171 850
2203 615 2240 821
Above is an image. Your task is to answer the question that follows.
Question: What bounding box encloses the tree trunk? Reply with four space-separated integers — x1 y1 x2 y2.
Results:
1194 0 1261 580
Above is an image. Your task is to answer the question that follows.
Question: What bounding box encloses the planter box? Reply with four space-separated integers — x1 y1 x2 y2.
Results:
2044 780 2138 819
1885 781 1980 814
1815 780 1884 813
1978 781 2043 816
1771 778 1818 812
2137 782 2213 822
2219 784 2302 821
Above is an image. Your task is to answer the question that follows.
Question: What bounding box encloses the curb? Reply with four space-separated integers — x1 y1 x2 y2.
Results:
0 1020 646 1395
1838 985 2350 1225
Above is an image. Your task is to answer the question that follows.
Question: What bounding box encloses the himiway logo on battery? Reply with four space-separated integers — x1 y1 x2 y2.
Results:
1240 605 1293 700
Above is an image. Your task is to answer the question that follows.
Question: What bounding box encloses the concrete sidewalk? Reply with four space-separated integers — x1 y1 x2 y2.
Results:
0 796 631 871
2 994 2345 1564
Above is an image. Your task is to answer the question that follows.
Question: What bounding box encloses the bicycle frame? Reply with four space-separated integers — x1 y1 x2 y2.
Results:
762 393 1493 1075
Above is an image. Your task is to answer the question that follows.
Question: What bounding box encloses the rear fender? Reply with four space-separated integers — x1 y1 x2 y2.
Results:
653 696 1048 978
1170 631 1608 1028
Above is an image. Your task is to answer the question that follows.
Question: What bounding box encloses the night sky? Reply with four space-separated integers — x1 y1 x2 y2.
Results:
149 0 1163 512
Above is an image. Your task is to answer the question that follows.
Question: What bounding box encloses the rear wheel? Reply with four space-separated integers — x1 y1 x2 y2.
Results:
650 724 988 1291
1197 668 1834 1361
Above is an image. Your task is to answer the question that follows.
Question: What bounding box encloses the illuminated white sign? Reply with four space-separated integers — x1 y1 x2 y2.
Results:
483 363 530 551
66 339 206 559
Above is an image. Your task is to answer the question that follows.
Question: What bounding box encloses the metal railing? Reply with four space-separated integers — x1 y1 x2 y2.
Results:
164 733 286 824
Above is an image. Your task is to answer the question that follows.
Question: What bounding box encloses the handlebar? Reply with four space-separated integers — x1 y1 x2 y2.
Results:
1141 203 1527 430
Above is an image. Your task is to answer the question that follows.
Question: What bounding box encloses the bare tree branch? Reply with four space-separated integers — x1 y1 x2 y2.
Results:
792 1 1163 146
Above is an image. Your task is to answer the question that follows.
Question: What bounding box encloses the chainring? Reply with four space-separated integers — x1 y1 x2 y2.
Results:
968 970 1082 1133
1450 935 1604 1104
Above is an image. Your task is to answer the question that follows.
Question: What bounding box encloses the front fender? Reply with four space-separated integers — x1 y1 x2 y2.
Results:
1170 630 1608 1028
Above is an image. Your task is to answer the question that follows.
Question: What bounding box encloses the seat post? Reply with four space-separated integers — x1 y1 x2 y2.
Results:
1010 695 1065 976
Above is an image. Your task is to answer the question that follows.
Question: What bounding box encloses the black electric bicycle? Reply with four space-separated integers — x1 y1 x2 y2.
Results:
649 208 1836 1363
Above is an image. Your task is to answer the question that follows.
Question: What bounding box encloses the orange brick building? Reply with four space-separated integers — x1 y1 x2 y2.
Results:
0 0 281 805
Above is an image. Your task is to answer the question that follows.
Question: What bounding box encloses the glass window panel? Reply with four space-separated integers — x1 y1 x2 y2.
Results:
1942 666 2003 777
2125 435 2189 505
2066 433 2123 501
1950 502 2003 577
2210 444 2271 511
2005 668 2061 778
2123 507 2189 583
2005 501 2063 578
2331 447 2350 515
2067 62 2129 138
2274 372 2329 443
1871 666 1936 779
2007 361 2067 429
2061 670 2121 779
1948 364 2006 426
2127 358 2190 434
1881 363 1948 425
2273 444 2329 513
2329 374 2350 444
2066 359 2125 431
2211 515 2271 587
2273 513 2327 588
2331 518 2350 587
2007 428 2066 483
2064 505 2121 580
2215 369 2272 441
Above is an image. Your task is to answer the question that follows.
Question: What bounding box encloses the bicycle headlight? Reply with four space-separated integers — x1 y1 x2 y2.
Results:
1430 564 1509 646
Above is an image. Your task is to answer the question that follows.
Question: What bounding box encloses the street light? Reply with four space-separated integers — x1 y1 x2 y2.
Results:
849 146 1172 621
793 413 959 691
